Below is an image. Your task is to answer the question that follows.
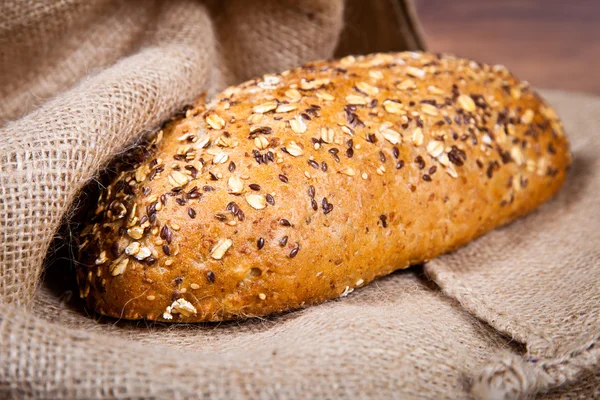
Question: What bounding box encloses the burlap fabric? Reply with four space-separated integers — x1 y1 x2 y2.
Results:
0 1 598 399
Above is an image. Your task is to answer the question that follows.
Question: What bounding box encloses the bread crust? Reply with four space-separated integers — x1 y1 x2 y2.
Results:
77 52 570 322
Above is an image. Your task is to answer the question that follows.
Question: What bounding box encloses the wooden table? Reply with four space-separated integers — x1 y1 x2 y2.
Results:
416 0 600 94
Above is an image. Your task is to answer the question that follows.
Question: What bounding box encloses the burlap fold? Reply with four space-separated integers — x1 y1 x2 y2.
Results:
1 1 598 398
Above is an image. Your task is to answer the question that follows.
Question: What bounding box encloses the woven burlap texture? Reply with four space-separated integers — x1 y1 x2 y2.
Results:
1 0 599 398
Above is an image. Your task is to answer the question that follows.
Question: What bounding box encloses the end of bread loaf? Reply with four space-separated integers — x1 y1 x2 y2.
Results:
76 52 570 322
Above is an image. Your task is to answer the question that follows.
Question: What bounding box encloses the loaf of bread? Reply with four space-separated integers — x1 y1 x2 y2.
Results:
77 52 570 322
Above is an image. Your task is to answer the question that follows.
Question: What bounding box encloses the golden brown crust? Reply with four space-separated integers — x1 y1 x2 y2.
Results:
77 52 570 322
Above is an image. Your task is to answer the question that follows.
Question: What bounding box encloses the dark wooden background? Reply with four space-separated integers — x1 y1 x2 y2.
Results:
416 0 600 94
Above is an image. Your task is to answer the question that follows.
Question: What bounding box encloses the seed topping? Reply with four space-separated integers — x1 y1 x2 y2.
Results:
383 100 404 114
411 128 424 146
356 81 379 96
206 114 225 129
210 238 233 260
458 95 476 112
381 128 401 144
253 101 278 114
246 194 267 210
286 141 304 156
228 176 244 194
290 116 307 134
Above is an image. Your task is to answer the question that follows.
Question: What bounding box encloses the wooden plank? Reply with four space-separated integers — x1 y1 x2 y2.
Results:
416 0 600 94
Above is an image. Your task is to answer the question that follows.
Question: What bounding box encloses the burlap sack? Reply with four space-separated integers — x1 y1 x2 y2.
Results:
0 1 598 399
